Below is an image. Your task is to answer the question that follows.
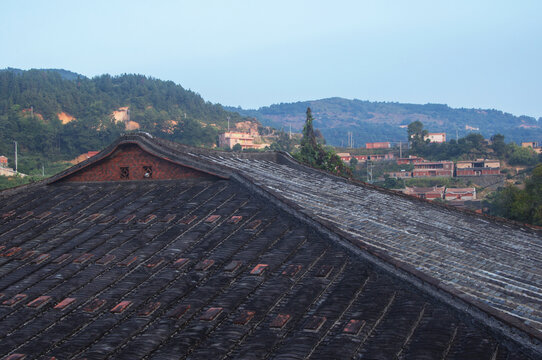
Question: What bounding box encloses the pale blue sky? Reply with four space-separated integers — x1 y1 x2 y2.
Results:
1 0 541 118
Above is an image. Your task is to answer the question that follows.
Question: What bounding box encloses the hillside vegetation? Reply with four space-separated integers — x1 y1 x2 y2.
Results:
0 68 250 174
227 97 542 146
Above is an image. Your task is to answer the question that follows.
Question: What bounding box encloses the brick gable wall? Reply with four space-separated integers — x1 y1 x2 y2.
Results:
64 143 216 182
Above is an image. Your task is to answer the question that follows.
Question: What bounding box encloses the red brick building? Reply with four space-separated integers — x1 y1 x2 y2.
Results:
403 186 445 200
397 156 424 165
338 153 394 163
445 187 476 201
412 161 454 177
455 159 500 176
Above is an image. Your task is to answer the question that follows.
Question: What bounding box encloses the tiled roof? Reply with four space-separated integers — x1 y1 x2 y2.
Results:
194 146 542 341
0 133 539 358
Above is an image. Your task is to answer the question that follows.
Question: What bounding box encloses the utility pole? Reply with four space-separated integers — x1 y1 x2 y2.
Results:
42 164 45 177
289 124 292 139
399 141 402 158
347 132 354 148
227 116 230 131
14 141 17 173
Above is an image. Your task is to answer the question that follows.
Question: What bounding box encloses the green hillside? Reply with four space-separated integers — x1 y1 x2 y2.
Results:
0 68 251 174
227 97 542 146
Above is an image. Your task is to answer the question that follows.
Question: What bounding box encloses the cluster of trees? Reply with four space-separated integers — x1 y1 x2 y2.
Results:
293 108 351 177
408 121 539 166
0 69 250 174
268 130 298 152
487 164 542 225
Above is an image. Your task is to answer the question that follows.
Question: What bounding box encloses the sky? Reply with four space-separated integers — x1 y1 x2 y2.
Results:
1 0 541 118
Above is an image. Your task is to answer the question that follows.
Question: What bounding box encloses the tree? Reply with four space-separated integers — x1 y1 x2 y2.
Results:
407 121 428 153
269 130 297 152
294 107 351 177
232 143 242 152
489 164 542 225
506 143 537 166
349 157 358 167
491 134 506 157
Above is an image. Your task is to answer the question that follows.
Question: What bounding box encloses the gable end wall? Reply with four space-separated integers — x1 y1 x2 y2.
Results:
64 143 216 182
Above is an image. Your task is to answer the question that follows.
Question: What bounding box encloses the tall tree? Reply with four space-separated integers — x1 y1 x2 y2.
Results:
407 120 428 153
295 107 351 177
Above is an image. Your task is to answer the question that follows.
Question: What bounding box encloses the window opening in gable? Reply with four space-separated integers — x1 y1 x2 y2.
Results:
120 167 129 179
143 166 153 178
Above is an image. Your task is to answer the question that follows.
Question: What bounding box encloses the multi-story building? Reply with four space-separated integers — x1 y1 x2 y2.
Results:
521 142 542 154
358 153 395 162
218 131 269 150
366 142 390 149
455 159 500 176
396 156 424 165
338 153 395 163
412 161 454 177
424 132 446 143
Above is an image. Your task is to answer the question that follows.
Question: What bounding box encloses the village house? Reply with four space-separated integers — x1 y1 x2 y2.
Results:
365 141 390 149
338 153 394 164
455 159 500 176
218 131 269 150
396 155 424 165
403 186 445 200
445 187 477 201
521 141 542 154
385 170 412 179
424 132 446 143
359 153 395 162
0 155 7 167
336 152 353 162
412 161 454 177
0 133 540 358
0 155 25 177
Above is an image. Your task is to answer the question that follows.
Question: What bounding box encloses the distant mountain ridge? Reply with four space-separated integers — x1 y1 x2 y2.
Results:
1 67 86 81
226 97 542 146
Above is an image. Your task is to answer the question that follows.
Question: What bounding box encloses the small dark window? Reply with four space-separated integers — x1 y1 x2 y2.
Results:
120 167 129 179
143 166 153 178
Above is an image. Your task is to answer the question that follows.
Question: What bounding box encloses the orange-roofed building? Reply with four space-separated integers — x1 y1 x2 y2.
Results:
71 151 100 165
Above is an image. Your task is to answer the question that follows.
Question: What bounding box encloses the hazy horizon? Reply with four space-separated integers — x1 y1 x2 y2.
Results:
1 1 541 119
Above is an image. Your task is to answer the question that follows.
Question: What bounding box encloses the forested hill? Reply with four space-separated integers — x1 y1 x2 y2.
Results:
227 97 542 146
0 68 250 172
